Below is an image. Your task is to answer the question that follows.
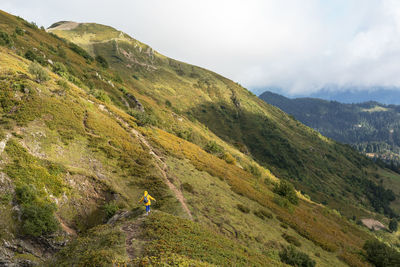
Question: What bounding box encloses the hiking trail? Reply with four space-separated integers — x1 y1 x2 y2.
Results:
100 105 193 220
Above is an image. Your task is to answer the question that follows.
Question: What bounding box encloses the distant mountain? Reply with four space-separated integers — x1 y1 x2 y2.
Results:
259 91 400 165
308 87 400 105
255 86 400 105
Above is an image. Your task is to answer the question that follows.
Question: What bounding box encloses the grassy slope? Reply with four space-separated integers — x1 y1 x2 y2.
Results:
50 20 400 219
0 10 396 266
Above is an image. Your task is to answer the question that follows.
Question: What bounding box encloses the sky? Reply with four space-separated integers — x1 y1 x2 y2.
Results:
1 0 400 95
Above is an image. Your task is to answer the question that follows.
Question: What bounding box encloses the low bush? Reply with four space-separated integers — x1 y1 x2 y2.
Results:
244 164 261 178
0 31 12 46
273 195 292 209
364 239 400 267
279 246 315 267
254 209 273 220
389 219 398 233
102 202 119 220
69 42 93 62
15 185 59 237
273 180 299 205
129 111 158 127
19 202 58 237
93 90 111 104
237 204 250 213
52 62 68 77
24 50 47 66
95 55 109 69
28 62 49 83
204 141 224 156
280 223 289 229
181 182 194 194
15 26 24 36
282 233 301 247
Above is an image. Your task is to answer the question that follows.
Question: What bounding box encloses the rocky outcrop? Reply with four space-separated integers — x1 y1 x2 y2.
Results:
125 93 144 112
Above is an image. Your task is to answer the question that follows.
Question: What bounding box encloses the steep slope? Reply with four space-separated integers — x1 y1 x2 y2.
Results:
0 10 398 266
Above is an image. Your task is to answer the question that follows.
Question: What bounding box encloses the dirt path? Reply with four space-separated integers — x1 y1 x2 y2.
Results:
128 126 193 220
101 106 193 220
120 214 147 259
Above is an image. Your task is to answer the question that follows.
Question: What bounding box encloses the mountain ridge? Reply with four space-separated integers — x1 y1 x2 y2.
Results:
256 86 400 105
259 90 400 164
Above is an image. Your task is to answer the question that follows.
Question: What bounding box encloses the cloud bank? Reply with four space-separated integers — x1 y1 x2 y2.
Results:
1 0 400 95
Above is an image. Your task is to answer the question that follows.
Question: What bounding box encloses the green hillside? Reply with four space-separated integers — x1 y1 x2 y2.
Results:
259 91 400 165
48 19 400 219
0 10 399 266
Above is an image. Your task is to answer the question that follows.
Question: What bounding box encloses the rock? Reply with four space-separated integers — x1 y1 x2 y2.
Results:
361 218 386 231
125 93 144 112
107 210 132 225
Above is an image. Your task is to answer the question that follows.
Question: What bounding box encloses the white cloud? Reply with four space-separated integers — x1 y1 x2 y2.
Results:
2 0 400 95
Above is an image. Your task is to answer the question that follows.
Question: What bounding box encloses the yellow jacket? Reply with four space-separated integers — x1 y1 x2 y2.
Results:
139 192 155 206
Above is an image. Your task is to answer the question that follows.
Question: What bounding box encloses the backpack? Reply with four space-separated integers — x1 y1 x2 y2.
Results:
143 195 149 204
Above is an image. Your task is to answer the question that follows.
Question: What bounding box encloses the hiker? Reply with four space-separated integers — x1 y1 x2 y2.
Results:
138 191 155 215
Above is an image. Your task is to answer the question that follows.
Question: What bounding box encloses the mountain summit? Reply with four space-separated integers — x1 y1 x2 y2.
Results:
0 10 399 266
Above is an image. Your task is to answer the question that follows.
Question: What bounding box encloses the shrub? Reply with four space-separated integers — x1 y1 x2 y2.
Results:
364 239 400 267
102 202 119 220
28 62 49 83
274 195 291 209
280 223 289 229
254 209 273 220
273 180 299 205
15 26 24 36
181 182 194 193
237 204 250 213
129 111 158 127
24 50 47 66
95 55 109 69
175 128 193 141
0 31 12 47
15 185 58 237
119 87 128 94
93 90 111 103
69 42 93 62
204 141 224 156
165 100 172 107
245 164 262 178
19 202 59 237
389 219 398 233
282 233 301 247
279 246 315 267
52 62 68 77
